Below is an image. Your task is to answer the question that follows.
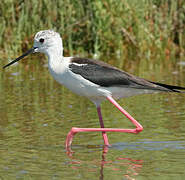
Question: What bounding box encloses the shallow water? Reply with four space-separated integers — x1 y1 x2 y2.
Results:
0 57 185 179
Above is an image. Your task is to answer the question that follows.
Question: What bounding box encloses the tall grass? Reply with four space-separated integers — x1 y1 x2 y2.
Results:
0 0 184 64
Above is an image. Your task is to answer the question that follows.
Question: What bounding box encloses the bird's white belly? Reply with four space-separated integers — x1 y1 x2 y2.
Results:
49 67 111 99
105 86 156 99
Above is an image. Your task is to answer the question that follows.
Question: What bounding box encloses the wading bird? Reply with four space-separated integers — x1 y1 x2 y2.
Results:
3 30 185 148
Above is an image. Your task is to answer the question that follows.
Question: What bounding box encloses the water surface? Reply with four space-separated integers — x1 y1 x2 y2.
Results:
0 57 185 179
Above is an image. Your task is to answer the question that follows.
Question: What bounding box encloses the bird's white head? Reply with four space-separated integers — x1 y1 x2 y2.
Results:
33 30 63 58
3 30 64 69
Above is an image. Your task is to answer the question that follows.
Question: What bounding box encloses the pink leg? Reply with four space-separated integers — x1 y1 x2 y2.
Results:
107 96 143 132
65 96 143 148
97 106 110 146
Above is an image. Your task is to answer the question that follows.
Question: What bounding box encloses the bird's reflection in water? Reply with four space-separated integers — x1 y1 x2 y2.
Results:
66 146 143 180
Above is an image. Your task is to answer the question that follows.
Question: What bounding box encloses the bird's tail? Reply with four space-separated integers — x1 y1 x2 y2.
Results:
149 81 185 93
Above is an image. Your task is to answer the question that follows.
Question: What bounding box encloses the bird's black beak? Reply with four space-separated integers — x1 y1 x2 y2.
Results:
3 47 38 69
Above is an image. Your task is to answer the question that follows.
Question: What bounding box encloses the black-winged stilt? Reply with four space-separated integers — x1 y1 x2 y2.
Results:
3 30 185 148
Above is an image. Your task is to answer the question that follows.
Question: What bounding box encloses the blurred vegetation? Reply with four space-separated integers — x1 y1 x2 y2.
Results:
0 0 185 64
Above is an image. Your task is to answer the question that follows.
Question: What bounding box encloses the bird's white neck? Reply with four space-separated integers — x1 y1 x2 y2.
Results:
45 46 63 69
46 46 63 59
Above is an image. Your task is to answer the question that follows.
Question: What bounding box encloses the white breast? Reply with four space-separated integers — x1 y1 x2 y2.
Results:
48 57 111 100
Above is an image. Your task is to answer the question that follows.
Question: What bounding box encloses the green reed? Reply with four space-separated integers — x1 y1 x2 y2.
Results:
0 0 184 63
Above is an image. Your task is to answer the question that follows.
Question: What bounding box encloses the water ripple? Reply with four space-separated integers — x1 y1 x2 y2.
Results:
113 141 185 151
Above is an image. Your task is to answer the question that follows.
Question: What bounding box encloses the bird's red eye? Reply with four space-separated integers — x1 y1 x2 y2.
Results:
39 38 44 43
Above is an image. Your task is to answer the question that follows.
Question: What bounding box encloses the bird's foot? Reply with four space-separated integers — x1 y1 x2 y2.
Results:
65 127 78 148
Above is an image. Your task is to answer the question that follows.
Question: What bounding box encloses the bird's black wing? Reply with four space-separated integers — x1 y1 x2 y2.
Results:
69 57 185 92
